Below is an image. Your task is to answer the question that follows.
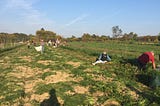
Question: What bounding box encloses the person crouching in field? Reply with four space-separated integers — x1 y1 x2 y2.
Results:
137 51 156 70
92 51 111 65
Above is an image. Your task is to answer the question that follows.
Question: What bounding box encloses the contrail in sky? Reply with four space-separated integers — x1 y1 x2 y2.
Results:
65 14 89 26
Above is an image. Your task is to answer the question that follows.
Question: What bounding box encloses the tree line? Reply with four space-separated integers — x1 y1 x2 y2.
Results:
67 32 160 43
0 28 63 46
0 27 160 47
0 33 30 44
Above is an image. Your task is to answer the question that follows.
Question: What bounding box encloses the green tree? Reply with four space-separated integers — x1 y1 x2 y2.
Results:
81 33 92 41
112 26 122 38
36 29 57 42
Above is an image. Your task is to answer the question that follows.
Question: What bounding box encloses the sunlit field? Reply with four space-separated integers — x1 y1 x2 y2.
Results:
0 41 160 106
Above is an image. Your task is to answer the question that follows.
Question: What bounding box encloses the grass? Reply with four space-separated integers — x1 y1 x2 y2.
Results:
0 41 160 105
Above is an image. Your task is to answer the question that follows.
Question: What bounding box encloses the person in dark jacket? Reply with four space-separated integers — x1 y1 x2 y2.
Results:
92 51 111 65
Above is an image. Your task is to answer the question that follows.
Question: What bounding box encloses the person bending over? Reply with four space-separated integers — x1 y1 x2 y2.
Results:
138 51 156 70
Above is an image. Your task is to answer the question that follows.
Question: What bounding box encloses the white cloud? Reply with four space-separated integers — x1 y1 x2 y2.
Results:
5 0 33 10
0 0 54 34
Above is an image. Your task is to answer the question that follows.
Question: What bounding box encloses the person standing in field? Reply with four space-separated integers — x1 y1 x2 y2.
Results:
40 39 45 54
137 51 156 70
92 51 111 65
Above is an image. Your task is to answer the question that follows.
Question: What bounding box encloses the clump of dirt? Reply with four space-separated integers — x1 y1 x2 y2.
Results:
66 61 81 68
43 68 52 72
84 68 92 72
91 74 113 83
0 60 4 63
102 99 120 106
24 79 44 93
19 56 32 62
65 90 75 95
0 96 4 99
93 75 106 81
37 60 54 65
57 97 64 105
1 56 10 64
74 86 89 94
9 66 42 79
72 76 84 82
4 56 10 60
128 90 139 100
30 93 49 102
45 71 74 84
92 91 104 97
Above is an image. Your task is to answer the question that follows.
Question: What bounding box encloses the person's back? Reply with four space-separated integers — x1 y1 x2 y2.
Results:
41 40 44 46
138 51 155 70
138 52 154 64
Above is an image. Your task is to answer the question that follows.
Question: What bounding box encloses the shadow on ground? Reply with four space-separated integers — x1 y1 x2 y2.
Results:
40 88 60 106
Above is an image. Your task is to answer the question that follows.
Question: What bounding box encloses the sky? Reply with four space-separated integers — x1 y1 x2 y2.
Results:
0 0 160 38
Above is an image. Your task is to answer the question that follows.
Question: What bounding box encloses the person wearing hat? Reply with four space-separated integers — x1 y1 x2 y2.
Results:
92 51 111 65
137 51 156 70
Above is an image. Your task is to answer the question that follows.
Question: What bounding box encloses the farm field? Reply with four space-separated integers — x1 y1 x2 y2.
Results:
0 41 160 106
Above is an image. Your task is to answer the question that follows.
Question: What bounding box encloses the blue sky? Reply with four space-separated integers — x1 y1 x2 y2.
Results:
0 0 160 37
